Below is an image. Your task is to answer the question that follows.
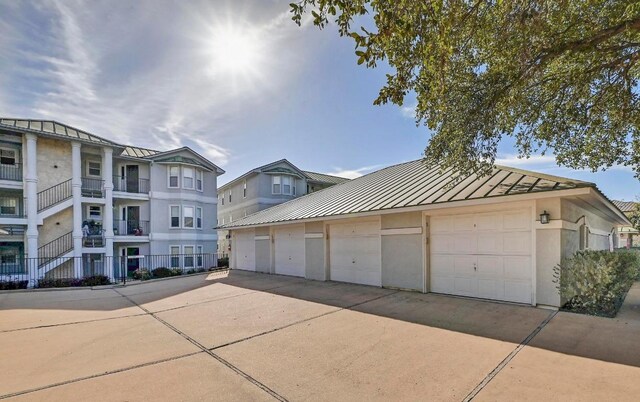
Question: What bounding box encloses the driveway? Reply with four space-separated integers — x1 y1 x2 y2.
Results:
1 271 639 401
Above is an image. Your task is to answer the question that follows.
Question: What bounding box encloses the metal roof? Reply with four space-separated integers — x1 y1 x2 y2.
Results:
220 159 595 229
0 118 119 146
612 200 637 213
121 146 160 158
303 171 350 185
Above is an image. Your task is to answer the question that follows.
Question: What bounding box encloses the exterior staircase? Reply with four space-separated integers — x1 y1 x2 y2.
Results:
37 231 74 274
37 179 72 222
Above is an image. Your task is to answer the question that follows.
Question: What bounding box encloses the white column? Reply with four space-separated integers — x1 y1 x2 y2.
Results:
103 147 115 281
71 142 83 278
25 134 38 287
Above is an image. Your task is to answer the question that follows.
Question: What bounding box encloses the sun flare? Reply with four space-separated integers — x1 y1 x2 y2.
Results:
209 24 262 75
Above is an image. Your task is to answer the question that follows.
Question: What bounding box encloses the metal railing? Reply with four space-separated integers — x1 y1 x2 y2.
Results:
0 253 229 289
83 232 105 247
81 177 105 198
0 163 22 181
37 179 72 211
113 175 150 194
114 220 150 236
37 231 73 267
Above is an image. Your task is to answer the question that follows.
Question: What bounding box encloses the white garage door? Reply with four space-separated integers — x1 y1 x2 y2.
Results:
330 220 381 286
430 209 532 304
234 229 255 271
274 225 305 277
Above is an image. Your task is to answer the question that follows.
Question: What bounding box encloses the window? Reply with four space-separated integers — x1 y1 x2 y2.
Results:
293 180 296 196
183 206 194 228
184 246 195 268
243 181 247 198
196 170 203 191
169 166 179 188
0 149 16 165
170 206 180 228
0 198 17 215
229 215 232 223
222 217 225 225
87 161 101 177
229 190 232 203
196 207 203 229
0 248 20 273
282 176 291 195
183 167 194 189
88 205 102 220
272 176 281 194
197 245 203 267
221 192 225 205
170 246 180 268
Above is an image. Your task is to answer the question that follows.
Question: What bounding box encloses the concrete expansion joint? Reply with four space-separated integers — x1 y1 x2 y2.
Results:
462 310 558 402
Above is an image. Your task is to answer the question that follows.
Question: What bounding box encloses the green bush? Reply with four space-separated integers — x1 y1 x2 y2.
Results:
132 268 151 280
171 268 183 276
37 275 111 288
151 267 174 278
217 257 229 267
186 268 196 275
0 280 28 290
554 250 640 317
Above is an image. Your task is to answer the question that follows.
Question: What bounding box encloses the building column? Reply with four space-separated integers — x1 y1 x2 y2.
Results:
71 142 83 278
25 134 38 287
102 147 115 281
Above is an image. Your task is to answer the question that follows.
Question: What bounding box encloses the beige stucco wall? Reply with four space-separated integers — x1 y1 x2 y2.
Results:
39 208 73 248
561 199 615 252
381 211 422 229
534 198 562 306
36 138 72 192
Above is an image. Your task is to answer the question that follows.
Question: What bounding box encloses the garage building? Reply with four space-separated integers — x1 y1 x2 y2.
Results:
219 160 629 307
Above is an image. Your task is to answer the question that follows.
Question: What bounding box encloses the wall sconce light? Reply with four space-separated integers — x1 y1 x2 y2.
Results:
540 210 550 224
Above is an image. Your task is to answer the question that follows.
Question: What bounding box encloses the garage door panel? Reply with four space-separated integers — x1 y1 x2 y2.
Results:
431 216 453 234
330 221 381 287
235 230 255 271
430 208 532 304
274 225 305 277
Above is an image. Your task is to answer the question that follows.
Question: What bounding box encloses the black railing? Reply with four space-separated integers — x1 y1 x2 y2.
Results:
0 197 25 217
0 253 229 289
0 163 22 181
81 177 105 198
0 225 25 235
37 179 72 211
38 231 73 267
114 220 150 236
83 232 105 247
113 175 150 194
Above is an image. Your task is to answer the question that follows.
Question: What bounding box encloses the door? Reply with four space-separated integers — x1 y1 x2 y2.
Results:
120 247 140 277
430 209 532 304
329 220 381 286
274 225 305 277
126 206 140 235
126 165 139 192
234 229 255 271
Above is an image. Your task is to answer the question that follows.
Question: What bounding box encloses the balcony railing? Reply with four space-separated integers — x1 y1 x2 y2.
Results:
114 220 150 236
37 179 72 212
81 177 105 198
113 175 150 194
0 163 22 181
38 231 73 266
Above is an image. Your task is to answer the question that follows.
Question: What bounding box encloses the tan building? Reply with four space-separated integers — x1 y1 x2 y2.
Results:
612 200 639 248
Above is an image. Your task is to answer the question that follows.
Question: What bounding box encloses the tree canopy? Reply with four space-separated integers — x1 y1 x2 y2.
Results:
291 0 640 178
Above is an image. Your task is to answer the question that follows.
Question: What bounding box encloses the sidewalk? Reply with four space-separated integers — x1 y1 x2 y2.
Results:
617 281 640 322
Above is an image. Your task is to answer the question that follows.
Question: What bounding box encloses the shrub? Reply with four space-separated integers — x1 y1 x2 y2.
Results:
0 280 28 290
197 267 207 273
37 275 111 288
186 269 196 274
151 267 174 278
132 269 151 281
554 250 640 317
171 268 183 276
217 257 229 267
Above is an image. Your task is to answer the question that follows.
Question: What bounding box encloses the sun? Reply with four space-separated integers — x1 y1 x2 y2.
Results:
209 24 263 76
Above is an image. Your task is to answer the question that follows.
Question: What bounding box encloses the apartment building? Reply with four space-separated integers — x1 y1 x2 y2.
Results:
0 118 224 285
217 159 349 251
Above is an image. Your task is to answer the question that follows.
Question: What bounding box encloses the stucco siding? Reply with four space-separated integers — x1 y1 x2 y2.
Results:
36 138 72 192
381 212 422 229
561 199 615 252
39 208 73 248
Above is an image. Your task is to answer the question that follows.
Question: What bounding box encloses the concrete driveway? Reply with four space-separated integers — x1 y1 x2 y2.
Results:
1 270 639 401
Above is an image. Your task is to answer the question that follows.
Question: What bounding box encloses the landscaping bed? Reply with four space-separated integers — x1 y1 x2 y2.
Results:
555 250 640 317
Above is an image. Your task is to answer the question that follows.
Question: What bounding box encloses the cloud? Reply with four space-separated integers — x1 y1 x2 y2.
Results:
325 164 382 179
495 154 557 168
400 103 416 119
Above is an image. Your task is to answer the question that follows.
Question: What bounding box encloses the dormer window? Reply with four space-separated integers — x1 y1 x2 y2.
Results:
183 167 194 189
272 175 294 195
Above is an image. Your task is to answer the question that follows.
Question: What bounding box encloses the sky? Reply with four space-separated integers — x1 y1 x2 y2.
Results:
1 0 638 201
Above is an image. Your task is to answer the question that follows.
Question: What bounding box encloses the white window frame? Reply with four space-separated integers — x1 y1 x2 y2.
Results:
196 245 204 267
196 170 203 192
182 167 195 189
168 166 180 188
228 190 232 203
170 245 181 268
86 160 101 177
243 180 247 198
0 197 18 216
87 205 102 221
170 205 181 228
272 176 281 194
282 176 292 195
221 192 225 206
183 245 195 268
183 206 195 229
196 207 203 229
0 148 17 166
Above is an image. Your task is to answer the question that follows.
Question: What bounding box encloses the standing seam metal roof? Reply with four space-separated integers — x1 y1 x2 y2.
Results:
612 200 637 213
0 119 118 146
219 159 594 229
302 171 351 185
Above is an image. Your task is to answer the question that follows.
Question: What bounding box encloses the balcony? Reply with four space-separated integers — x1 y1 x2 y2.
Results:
114 220 150 237
81 177 105 198
82 222 105 247
113 175 150 194
0 163 22 182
